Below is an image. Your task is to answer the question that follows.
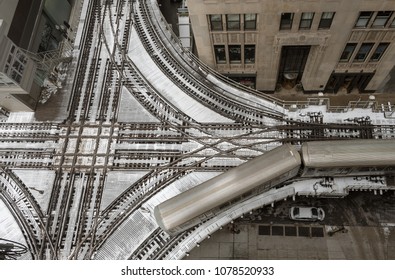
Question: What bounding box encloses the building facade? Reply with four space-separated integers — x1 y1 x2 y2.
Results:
0 20 40 111
0 0 73 111
6 0 72 53
187 0 395 93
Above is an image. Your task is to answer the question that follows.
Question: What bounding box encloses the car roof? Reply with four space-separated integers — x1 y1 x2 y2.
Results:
297 207 315 217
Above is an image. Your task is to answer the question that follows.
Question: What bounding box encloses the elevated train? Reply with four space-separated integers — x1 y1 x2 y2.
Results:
154 139 395 234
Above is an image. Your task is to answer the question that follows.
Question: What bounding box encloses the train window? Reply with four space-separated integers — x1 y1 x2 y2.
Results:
241 190 253 199
219 202 230 210
337 168 350 174
230 196 241 204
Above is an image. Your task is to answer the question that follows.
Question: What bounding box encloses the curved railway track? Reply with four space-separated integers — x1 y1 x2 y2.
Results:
2 0 395 261
0 167 55 259
61 0 395 259
81 0 281 259
133 0 285 124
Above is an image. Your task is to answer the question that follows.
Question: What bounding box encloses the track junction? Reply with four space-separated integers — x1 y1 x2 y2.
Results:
1 0 395 260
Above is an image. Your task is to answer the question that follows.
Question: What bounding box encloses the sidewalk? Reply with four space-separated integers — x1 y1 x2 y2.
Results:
187 223 395 260
272 87 395 108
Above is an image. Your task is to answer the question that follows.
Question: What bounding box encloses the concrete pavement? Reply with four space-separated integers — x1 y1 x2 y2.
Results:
187 192 395 260
187 223 395 260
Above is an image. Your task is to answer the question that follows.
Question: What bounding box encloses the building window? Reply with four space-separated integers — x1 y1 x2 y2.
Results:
10 70 22 83
227 14 240 30
244 14 256 30
244 45 255 64
354 43 374 62
280 13 294 30
229 45 241 64
209 15 223 31
372 11 393 27
355 12 373 28
318 12 335 29
3 47 27 84
0 73 17 86
340 43 357 61
370 43 390 61
391 18 395 28
244 14 257 30
299 12 314 30
214 45 226 64
12 60 25 74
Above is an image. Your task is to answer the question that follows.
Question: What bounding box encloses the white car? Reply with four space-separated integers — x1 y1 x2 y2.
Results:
289 206 325 222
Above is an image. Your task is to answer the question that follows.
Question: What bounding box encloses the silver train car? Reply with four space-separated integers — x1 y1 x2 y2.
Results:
154 139 395 234
154 144 301 234
301 139 395 177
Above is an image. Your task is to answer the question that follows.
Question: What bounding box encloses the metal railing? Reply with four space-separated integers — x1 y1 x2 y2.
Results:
22 40 73 86
282 97 383 114
146 0 395 119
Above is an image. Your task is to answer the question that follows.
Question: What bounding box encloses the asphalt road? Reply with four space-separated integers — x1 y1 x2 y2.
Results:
237 191 395 227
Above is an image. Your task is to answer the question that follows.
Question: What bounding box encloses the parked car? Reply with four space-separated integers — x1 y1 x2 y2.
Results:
289 206 325 221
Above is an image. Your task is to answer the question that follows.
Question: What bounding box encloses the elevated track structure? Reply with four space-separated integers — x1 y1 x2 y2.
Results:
0 0 394 260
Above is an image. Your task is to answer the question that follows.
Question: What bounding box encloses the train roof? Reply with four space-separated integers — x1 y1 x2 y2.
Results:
154 143 301 232
301 139 395 168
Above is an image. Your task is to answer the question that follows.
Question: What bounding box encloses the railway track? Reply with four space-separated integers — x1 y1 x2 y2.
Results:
128 228 196 260
0 167 54 259
133 0 285 124
2 0 395 261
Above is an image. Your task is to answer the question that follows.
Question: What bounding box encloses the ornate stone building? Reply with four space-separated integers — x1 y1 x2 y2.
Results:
187 0 395 93
0 0 73 111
